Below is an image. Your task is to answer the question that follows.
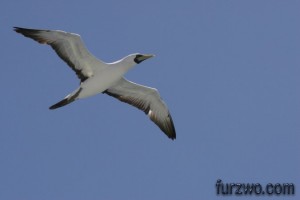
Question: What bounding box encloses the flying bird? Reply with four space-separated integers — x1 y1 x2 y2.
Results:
14 27 176 140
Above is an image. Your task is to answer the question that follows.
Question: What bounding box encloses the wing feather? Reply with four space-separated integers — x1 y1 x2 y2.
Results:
14 27 106 82
105 78 176 140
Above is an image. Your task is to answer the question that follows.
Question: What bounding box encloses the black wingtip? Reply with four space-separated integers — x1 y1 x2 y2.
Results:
171 134 176 140
167 114 176 140
13 27 43 35
169 134 176 140
13 27 28 32
168 130 176 140
13 27 22 33
13 27 35 37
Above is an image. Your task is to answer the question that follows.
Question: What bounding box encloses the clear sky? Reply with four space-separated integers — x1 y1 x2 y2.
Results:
1 0 299 199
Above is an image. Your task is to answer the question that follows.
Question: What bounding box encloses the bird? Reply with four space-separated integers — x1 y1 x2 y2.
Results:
14 27 176 140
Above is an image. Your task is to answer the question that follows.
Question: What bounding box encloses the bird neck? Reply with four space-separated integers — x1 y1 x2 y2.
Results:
116 59 136 72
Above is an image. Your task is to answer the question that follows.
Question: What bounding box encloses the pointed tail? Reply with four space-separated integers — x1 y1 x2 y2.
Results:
49 98 75 110
49 88 82 110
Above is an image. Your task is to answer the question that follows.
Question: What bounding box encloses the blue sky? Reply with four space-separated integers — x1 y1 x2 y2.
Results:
1 0 299 199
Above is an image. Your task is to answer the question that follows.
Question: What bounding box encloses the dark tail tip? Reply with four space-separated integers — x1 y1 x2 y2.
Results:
49 98 74 110
49 88 82 110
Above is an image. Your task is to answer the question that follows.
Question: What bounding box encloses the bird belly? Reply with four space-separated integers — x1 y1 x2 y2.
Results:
78 68 124 99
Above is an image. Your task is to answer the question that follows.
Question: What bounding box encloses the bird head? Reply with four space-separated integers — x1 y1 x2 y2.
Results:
133 53 154 64
119 53 154 70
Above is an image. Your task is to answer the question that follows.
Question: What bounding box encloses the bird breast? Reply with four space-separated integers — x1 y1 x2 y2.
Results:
78 66 126 99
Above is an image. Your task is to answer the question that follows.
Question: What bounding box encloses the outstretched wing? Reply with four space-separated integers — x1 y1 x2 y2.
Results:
14 27 106 82
104 78 176 140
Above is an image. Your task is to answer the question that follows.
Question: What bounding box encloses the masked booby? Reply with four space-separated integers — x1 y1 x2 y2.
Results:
14 27 176 140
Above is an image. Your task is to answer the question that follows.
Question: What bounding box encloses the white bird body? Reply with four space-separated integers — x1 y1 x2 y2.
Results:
77 59 132 99
14 27 176 140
